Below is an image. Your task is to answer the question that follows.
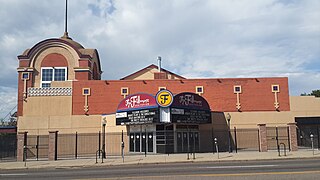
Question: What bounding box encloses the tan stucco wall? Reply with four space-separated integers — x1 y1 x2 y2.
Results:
23 96 72 116
18 115 102 135
50 81 73 87
290 96 320 115
220 111 293 129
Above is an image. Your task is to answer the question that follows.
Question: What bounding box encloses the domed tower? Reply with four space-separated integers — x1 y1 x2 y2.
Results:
16 34 102 117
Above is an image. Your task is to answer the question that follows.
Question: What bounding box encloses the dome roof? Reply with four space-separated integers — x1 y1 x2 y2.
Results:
60 36 84 49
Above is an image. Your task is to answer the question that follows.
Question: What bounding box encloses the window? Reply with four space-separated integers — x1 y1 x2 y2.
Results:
272 85 280 93
234 85 242 93
82 88 91 95
121 87 129 95
21 72 29 80
196 86 203 94
41 67 67 88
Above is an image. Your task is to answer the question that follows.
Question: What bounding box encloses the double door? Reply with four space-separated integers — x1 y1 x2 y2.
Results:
129 132 154 153
176 131 199 153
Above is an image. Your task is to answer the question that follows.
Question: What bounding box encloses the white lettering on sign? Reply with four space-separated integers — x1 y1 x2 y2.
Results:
116 112 127 118
125 95 150 108
179 95 202 107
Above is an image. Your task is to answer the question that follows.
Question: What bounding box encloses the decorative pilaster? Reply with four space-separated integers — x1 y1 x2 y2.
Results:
82 88 91 114
288 123 298 151
272 85 280 110
258 124 267 152
48 131 58 161
234 85 242 111
17 132 27 161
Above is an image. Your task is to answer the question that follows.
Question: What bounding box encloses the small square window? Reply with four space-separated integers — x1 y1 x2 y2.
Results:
159 87 166 91
196 86 203 94
121 87 129 95
234 85 242 93
272 85 280 92
82 88 91 95
21 72 29 80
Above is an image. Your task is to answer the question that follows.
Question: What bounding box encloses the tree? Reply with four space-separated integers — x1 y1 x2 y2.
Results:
301 89 320 97
310 90 320 97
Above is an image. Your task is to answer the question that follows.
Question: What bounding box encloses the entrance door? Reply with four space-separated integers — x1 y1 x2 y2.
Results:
135 133 140 152
189 132 195 152
142 133 146 152
148 132 153 152
182 132 188 152
194 132 199 152
129 133 134 152
177 132 183 152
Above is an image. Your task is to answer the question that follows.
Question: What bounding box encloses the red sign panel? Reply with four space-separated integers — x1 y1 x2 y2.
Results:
117 93 158 112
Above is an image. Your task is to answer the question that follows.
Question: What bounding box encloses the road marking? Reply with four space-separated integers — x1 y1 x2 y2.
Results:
0 173 28 176
81 170 320 180
201 164 278 169
192 170 320 177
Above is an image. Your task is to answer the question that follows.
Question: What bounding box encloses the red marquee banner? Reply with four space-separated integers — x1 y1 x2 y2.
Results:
117 93 158 112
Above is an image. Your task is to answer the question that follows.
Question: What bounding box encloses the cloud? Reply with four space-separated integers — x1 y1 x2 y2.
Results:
0 0 319 116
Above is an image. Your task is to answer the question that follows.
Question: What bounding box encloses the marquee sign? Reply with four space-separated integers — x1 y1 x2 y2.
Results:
115 92 211 125
116 108 159 125
171 108 211 124
171 92 210 110
117 93 158 112
171 92 211 124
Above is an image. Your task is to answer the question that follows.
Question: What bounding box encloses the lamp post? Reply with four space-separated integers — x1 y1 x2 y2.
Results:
121 122 125 162
102 118 107 159
226 113 232 153
310 133 314 156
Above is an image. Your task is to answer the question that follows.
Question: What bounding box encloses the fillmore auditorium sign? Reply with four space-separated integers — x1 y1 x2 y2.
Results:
115 92 211 125
171 92 211 124
116 93 159 125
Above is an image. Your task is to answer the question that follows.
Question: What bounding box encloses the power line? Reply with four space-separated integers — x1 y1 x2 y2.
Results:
1 104 17 120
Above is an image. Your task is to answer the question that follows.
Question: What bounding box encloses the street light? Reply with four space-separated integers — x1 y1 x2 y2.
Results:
121 122 125 162
226 113 232 153
102 118 107 159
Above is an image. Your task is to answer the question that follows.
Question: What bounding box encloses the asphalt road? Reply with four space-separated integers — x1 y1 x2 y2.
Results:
1 158 320 180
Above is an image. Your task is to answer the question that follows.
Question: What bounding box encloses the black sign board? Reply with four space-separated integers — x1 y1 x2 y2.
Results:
171 108 211 124
116 108 159 125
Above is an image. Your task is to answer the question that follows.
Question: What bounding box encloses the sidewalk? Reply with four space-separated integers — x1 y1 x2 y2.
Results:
1 149 319 170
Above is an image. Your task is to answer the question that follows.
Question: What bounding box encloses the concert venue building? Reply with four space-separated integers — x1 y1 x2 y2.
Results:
15 33 320 161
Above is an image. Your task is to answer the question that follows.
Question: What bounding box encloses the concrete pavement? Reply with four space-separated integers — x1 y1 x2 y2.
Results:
0 149 319 170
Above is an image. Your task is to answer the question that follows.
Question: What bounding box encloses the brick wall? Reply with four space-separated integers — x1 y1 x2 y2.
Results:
72 77 290 115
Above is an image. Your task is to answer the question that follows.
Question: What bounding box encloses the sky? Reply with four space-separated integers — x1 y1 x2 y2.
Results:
0 0 319 119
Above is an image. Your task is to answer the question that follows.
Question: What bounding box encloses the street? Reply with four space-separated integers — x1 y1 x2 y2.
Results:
1 158 320 180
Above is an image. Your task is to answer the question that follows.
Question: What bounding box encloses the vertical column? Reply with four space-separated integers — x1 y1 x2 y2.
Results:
258 124 268 152
17 132 27 161
48 131 58 161
287 123 298 151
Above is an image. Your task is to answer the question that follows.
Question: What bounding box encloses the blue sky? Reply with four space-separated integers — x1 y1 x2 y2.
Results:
0 0 319 119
